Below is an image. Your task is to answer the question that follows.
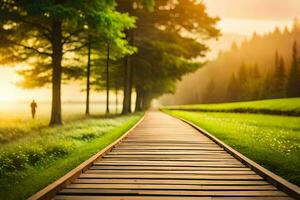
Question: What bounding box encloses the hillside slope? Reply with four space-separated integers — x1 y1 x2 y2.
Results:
165 98 300 116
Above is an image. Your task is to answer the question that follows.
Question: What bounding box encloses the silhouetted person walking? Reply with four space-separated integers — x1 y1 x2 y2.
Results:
31 100 37 119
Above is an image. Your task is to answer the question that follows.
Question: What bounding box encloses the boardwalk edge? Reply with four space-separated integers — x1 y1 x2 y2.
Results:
172 114 300 199
27 114 145 200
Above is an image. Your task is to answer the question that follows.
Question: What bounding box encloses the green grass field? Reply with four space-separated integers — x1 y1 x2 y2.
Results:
0 101 125 143
0 110 142 200
164 110 300 187
165 98 300 116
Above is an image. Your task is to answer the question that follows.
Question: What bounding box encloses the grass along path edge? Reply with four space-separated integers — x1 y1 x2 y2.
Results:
165 111 300 199
28 113 145 200
163 110 300 187
0 113 143 200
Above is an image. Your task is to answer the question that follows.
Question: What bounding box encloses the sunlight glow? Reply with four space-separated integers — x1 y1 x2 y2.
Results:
0 67 109 103
218 18 294 36
0 68 21 101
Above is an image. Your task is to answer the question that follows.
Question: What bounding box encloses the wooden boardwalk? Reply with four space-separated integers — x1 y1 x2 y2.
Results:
49 111 296 199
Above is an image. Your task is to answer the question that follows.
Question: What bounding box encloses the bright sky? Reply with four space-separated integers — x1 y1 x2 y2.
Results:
0 67 89 102
0 0 299 102
203 0 300 36
218 18 294 36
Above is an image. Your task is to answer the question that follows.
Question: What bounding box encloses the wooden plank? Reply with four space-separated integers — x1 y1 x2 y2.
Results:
73 179 269 185
93 161 244 167
120 144 216 147
85 170 256 175
66 184 276 191
117 146 222 149
90 166 251 171
123 140 213 144
55 196 294 200
108 151 229 155
126 138 209 141
119 146 220 149
79 173 263 180
54 196 212 200
58 189 288 197
213 198 294 200
112 149 224 152
123 141 215 144
101 158 239 162
103 154 233 158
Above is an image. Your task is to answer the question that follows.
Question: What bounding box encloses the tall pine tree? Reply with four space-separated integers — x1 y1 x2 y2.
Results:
238 63 248 100
226 73 240 102
246 64 262 100
272 51 286 98
203 79 216 103
287 41 300 97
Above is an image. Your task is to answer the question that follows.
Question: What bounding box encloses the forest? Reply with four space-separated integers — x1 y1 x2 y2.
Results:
168 20 300 104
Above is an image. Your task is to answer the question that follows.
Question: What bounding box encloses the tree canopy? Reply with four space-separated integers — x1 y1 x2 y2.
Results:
124 0 220 110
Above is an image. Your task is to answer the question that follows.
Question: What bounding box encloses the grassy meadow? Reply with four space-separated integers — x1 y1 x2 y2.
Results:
0 100 126 143
164 109 300 187
0 101 142 200
165 98 300 116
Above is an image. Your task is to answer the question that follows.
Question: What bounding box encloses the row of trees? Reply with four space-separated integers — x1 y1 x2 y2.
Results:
204 41 300 103
0 0 219 125
167 20 300 105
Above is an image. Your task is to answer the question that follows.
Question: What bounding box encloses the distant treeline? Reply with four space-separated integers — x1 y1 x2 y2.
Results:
205 41 300 103
167 19 300 105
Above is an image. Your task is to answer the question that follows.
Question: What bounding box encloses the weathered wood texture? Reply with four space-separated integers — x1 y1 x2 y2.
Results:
37 111 298 200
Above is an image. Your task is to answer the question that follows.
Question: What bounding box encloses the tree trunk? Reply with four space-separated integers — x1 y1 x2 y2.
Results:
128 30 135 112
142 92 151 110
49 20 63 126
141 91 146 111
120 2 134 115
122 55 131 114
122 28 135 114
115 87 118 114
85 36 91 115
106 42 110 114
135 86 142 112
118 1 130 115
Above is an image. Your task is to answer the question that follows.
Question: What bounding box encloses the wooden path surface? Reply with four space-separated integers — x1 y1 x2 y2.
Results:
53 111 295 200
